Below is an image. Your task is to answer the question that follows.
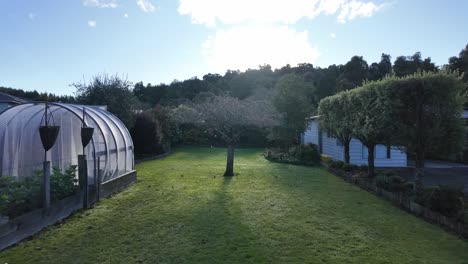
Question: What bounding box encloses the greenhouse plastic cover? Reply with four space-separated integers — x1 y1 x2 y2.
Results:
0 103 134 184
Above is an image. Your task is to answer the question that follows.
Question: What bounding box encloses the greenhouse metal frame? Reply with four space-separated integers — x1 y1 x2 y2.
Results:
0 102 134 186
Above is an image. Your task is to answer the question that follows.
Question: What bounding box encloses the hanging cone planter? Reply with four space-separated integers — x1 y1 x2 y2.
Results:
81 127 94 148
39 126 60 151
39 103 60 152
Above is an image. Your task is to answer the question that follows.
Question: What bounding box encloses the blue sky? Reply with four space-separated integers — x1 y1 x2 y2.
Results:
0 0 467 95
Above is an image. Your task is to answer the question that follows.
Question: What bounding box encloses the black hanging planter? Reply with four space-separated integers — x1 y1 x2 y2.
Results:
81 127 94 148
39 125 60 152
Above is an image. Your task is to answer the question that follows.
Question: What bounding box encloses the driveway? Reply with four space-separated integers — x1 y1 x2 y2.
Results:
384 160 468 193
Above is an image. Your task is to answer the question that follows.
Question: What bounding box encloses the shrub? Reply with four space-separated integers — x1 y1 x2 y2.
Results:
0 176 40 218
238 128 269 147
376 173 406 192
359 165 368 171
351 171 368 181
264 144 319 166
293 144 320 163
343 164 359 172
330 160 344 169
343 163 353 172
179 127 211 146
404 182 415 194
388 175 406 192
417 185 465 219
131 112 165 156
152 106 177 153
50 166 79 201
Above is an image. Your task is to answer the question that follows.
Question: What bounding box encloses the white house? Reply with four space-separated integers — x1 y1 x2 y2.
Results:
0 92 26 113
302 116 407 167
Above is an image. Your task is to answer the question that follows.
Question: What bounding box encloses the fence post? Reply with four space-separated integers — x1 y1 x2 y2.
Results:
42 161 51 208
78 155 88 209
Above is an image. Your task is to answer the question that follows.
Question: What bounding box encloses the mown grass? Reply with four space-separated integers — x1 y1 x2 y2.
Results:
1 147 468 263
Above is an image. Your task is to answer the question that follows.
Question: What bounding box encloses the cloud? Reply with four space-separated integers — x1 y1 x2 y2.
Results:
330 32 336 38
28 12 36 20
337 0 383 23
83 0 118 8
202 25 320 72
124 13 129 18
178 0 385 26
88 20 97 27
136 0 157 12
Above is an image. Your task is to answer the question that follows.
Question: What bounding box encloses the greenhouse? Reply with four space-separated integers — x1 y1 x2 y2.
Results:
0 102 134 185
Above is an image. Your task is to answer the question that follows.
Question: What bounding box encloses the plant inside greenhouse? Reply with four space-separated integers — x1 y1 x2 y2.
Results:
0 165 79 218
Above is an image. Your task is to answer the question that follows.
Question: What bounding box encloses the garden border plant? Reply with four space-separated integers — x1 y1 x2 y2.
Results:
322 160 468 239
264 143 321 166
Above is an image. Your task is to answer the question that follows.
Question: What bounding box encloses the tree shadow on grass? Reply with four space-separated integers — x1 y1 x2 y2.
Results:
180 175 271 263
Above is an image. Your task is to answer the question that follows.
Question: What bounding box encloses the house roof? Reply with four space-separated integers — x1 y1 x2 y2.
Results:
0 92 27 104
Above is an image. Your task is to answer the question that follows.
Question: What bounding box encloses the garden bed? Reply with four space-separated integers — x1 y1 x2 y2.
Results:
0 170 137 251
324 164 468 239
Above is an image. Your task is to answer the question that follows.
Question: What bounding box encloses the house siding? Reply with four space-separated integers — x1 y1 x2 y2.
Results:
349 140 407 167
321 131 345 161
303 119 407 167
303 121 319 145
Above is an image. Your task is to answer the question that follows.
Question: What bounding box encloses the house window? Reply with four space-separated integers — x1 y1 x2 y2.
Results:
386 145 391 159
362 145 392 159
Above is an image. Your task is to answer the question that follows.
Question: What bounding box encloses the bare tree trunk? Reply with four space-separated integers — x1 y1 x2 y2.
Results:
344 141 350 164
224 145 235 176
367 144 375 178
414 85 425 194
414 151 425 193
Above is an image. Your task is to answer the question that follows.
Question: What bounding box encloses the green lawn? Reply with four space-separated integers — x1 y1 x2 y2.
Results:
1 147 468 263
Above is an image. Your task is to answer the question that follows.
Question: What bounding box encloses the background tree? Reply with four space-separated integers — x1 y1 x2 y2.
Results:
347 80 398 177
368 53 392 81
447 44 468 107
0 86 76 103
72 74 138 128
318 92 354 163
131 112 163 156
314 65 342 101
170 93 278 176
448 44 468 82
391 71 465 191
336 56 369 91
393 52 437 77
272 74 314 149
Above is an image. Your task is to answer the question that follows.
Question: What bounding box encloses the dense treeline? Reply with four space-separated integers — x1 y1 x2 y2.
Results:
101 45 466 115
0 86 76 103
3 46 467 109
1 44 467 157
130 50 449 110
